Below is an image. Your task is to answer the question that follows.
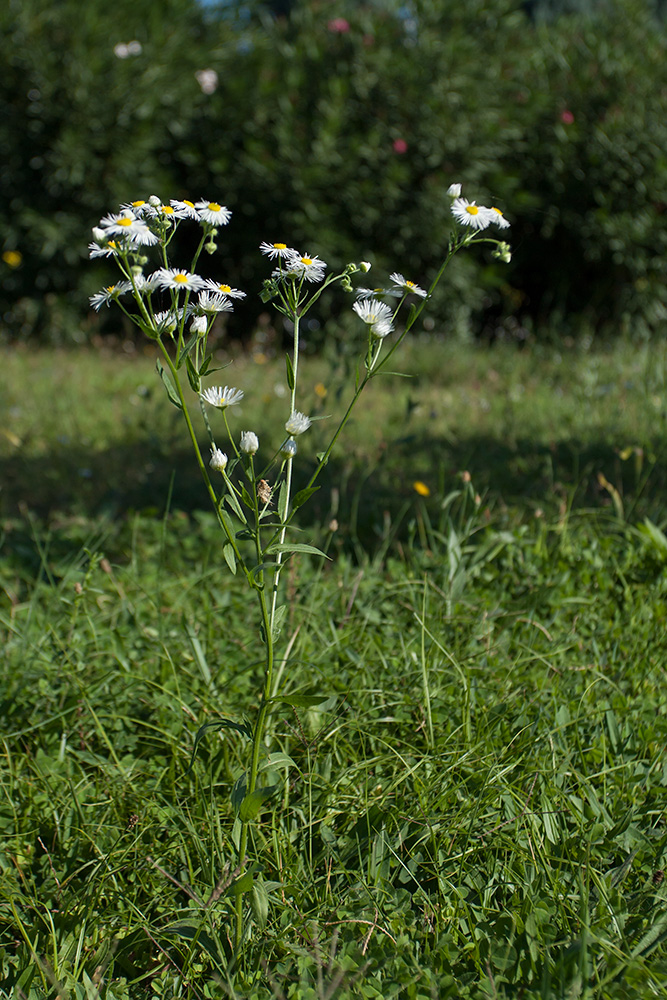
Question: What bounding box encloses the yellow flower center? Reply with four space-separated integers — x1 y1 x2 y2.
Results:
219 284 231 293
301 257 313 265
108 241 118 250
274 243 287 250
184 200 194 207
208 202 221 212
106 285 116 293
491 207 503 216
161 205 174 214
174 274 189 284
118 216 133 227
131 201 145 207
413 481 431 497
406 281 415 288
465 205 479 216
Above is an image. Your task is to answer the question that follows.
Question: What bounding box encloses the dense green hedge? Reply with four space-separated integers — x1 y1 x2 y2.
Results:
1 0 666 342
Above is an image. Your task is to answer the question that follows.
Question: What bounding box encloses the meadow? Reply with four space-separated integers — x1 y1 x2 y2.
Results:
2 334 667 998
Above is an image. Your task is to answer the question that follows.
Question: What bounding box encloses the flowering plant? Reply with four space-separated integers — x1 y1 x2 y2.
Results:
89 187 511 969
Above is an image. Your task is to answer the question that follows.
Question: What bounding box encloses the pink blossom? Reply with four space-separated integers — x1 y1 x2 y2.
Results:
393 138 408 154
560 109 575 125
328 17 350 33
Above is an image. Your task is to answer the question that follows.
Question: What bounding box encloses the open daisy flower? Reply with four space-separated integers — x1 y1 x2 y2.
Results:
284 253 327 283
154 268 206 292
200 386 245 409
389 273 427 298
195 200 232 225
99 210 159 245
260 241 297 260
488 206 511 229
450 198 493 231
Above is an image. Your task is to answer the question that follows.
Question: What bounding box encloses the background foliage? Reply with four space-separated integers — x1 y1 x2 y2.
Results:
1 0 667 343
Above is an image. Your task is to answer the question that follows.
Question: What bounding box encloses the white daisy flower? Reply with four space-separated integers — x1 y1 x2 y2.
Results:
200 386 244 409
389 273 427 298
240 431 259 455
284 253 327 283
88 240 121 258
353 299 393 327
451 198 493 231
447 183 462 198
195 200 232 225
170 199 200 220
285 411 311 436
131 272 160 294
154 268 206 292
100 210 159 244
197 292 234 314
209 447 228 473
488 206 511 229
151 310 179 333
203 279 246 299
89 282 131 311
260 241 297 259
371 319 394 339
354 286 401 301
120 200 152 217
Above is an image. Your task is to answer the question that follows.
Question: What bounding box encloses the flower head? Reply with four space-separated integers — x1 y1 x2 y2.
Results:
240 431 259 455
451 198 493 231
195 200 232 225
281 438 298 459
447 183 462 199
284 253 327 283
285 411 311 436
209 447 228 473
389 272 427 298
89 281 131 310
353 298 393 326
200 385 244 409
154 268 206 292
190 315 208 335
170 199 199 220
488 206 510 229
98 210 158 245
260 241 297 260
203 279 246 299
197 291 234 314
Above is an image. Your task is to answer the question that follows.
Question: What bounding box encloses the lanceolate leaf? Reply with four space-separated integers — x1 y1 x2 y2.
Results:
264 542 330 559
291 486 320 509
155 359 182 409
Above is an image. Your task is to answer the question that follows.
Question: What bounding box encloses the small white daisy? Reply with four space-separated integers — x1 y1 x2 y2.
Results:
200 386 244 409
240 431 259 455
197 292 234 314
260 241 297 259
370 319 394 340
354 286 401 301
488 206 511 229
99 210 159 245
209 446 228 472
89 282 131 311
170 199 200 220
285 411 311 436
389 273 427 298
353 299 393 326
203 279 246 299
88 240 121 258
195 200 232 225
451 198 493 231
154 268 206 292
285 253 327 283
151 310 179 334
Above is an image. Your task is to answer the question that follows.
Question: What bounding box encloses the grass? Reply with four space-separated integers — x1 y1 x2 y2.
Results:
2 335 667 998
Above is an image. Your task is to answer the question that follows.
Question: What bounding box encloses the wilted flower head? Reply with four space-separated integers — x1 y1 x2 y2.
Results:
200 386 244 409
285 411 311 436
240 431 259 455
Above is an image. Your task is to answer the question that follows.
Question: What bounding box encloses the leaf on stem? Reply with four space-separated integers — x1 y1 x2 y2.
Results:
271 603 287 642
258 751 298 773
277 480 289 522
222 541 237 575
291 486 320 509
265 542 330 559
239 784 280 822
185 719 252 775
270 692 332 707
186 354 200 392
285 353 295 391
223 490 246 523
155 359 182 409
176 331 199 368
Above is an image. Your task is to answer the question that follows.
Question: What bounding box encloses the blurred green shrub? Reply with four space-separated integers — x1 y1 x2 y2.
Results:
1 0 666 343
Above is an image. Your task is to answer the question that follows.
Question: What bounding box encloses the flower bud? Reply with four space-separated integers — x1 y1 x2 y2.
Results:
447 183 462 198
281 438 297 459
209 446 228 473
92 227 106 242
191 315 207 335
360 261 372 273
240 430 259 455
148 195 162 207
205 241 218 255
492 241 512 264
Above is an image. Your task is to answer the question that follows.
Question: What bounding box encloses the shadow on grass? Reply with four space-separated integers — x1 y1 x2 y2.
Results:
2 423 665 579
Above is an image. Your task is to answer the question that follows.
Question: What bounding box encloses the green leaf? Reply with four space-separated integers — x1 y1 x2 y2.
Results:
186 719 252 775
292 486 320 509
239 783 280 822
176 331 198 368
316 451 329 467
270 693 332 707
225 870 255 897
155 359 182 409
258 751 298 773
222 542 237 575
277 480 289 522
231 771 247 813
251 878 269 930
285 352 295 390
185 354 200 392
271 603 287 642
223 489 246 523
241 484 255 511
265 542 330 559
